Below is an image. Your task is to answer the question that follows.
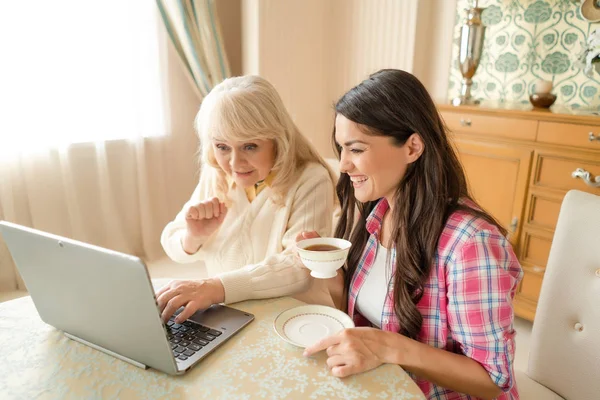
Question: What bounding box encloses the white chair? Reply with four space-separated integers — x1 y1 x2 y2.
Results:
516 190 600 399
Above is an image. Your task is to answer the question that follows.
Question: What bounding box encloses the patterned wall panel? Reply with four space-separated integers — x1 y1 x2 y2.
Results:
448 0 600 109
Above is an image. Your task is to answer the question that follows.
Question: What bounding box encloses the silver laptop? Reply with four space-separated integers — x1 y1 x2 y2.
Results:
0 221 254 375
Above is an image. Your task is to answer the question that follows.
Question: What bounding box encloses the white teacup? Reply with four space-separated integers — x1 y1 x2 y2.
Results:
296 237 352 279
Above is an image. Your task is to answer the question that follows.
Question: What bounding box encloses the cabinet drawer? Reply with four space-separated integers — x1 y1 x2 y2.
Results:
518 270 544 302
520 230 553 270
538 121 600 150
525 192 562 231
533 152 600 194
441 111 537 141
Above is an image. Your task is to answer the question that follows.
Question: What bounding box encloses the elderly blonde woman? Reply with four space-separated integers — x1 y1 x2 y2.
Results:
158 76 337 323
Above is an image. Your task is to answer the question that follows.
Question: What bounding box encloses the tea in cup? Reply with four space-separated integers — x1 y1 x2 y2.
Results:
296 238 351 279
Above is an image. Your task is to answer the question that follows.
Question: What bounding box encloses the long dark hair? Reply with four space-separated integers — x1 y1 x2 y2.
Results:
334 69 506 339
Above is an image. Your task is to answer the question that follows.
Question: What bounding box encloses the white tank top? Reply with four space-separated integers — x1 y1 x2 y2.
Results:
355 243 391 328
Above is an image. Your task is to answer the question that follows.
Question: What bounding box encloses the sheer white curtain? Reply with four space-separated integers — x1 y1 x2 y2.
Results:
0 1 203 293
0 0 168 153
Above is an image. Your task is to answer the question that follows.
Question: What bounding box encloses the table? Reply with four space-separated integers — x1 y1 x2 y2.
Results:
0 285 425 399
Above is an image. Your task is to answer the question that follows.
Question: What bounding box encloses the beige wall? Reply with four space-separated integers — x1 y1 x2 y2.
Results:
327 0 420 100
231 0 457 157
413 0 457 102
255 0 333 156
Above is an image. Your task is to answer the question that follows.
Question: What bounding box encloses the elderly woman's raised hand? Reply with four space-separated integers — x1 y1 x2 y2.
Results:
181 197 227 254
185 197 227 238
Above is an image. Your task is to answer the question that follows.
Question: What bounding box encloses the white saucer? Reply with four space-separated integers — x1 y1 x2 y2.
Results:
273 305 354 348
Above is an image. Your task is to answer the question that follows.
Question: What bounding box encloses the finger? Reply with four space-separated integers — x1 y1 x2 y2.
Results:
186 205 199 220
198 203 208 220
295 231 319 243
156 287 179 312
202 202 213 219
303 231 321 240
161 295 187 322
210 197 220 218
174 300 201 323
331 365 356 378
326 354 347 370
303 334 341 357
217 205 228 223
154 280 175 298
326 344 341 357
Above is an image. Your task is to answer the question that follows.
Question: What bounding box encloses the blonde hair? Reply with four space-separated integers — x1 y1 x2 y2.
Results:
195 75 335 203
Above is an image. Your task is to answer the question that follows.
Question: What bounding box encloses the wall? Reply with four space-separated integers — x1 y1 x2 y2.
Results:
239 0 453 157
413 0 458 101
326 0 420 101
448 0 600 109
252 0 333 156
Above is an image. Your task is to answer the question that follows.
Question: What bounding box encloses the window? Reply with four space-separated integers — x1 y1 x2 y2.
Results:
0 0 167 155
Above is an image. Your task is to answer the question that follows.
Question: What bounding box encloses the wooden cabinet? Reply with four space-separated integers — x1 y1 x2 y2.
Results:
453 139 532 249
439 104 600 321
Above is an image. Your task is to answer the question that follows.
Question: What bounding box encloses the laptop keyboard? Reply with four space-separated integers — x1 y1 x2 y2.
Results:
166 317 223 361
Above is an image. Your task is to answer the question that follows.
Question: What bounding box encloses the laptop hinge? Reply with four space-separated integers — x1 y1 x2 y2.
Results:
64 332 149 370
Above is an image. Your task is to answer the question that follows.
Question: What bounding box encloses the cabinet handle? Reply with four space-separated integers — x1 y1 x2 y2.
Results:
589 132 600 142
571 168 600 188
460 118 472 127
509 217 518 232
507 217 518 241
532 266 544 273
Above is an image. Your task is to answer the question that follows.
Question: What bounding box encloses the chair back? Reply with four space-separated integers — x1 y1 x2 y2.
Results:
527 190 600 399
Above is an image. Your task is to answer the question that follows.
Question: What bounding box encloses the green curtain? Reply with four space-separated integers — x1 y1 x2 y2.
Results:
156 0 231 97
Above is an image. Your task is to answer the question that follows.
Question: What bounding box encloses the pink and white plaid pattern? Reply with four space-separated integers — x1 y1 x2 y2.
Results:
347 198 523 399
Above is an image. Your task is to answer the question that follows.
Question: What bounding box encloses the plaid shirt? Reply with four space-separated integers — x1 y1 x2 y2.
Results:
348 198 523 400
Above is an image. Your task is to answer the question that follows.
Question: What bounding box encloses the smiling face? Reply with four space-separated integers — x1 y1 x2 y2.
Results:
334 114 423 205
212 138 276 188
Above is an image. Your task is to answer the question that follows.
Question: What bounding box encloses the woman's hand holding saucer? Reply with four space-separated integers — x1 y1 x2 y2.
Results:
303 327 402 378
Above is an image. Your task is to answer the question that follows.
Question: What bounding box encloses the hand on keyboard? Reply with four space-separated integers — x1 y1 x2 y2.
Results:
155 278 225 323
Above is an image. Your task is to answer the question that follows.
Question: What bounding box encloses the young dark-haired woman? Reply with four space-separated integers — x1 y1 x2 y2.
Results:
299 69 522 400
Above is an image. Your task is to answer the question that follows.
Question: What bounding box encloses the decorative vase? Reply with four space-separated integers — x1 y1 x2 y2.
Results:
529 93 557 108
452 1 486 106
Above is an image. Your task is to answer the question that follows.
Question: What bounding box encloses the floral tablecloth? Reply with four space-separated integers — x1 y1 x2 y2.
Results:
0 282 425 399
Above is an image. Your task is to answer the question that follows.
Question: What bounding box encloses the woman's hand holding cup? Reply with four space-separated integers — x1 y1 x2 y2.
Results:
295 231 321 242
295 232 352 279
